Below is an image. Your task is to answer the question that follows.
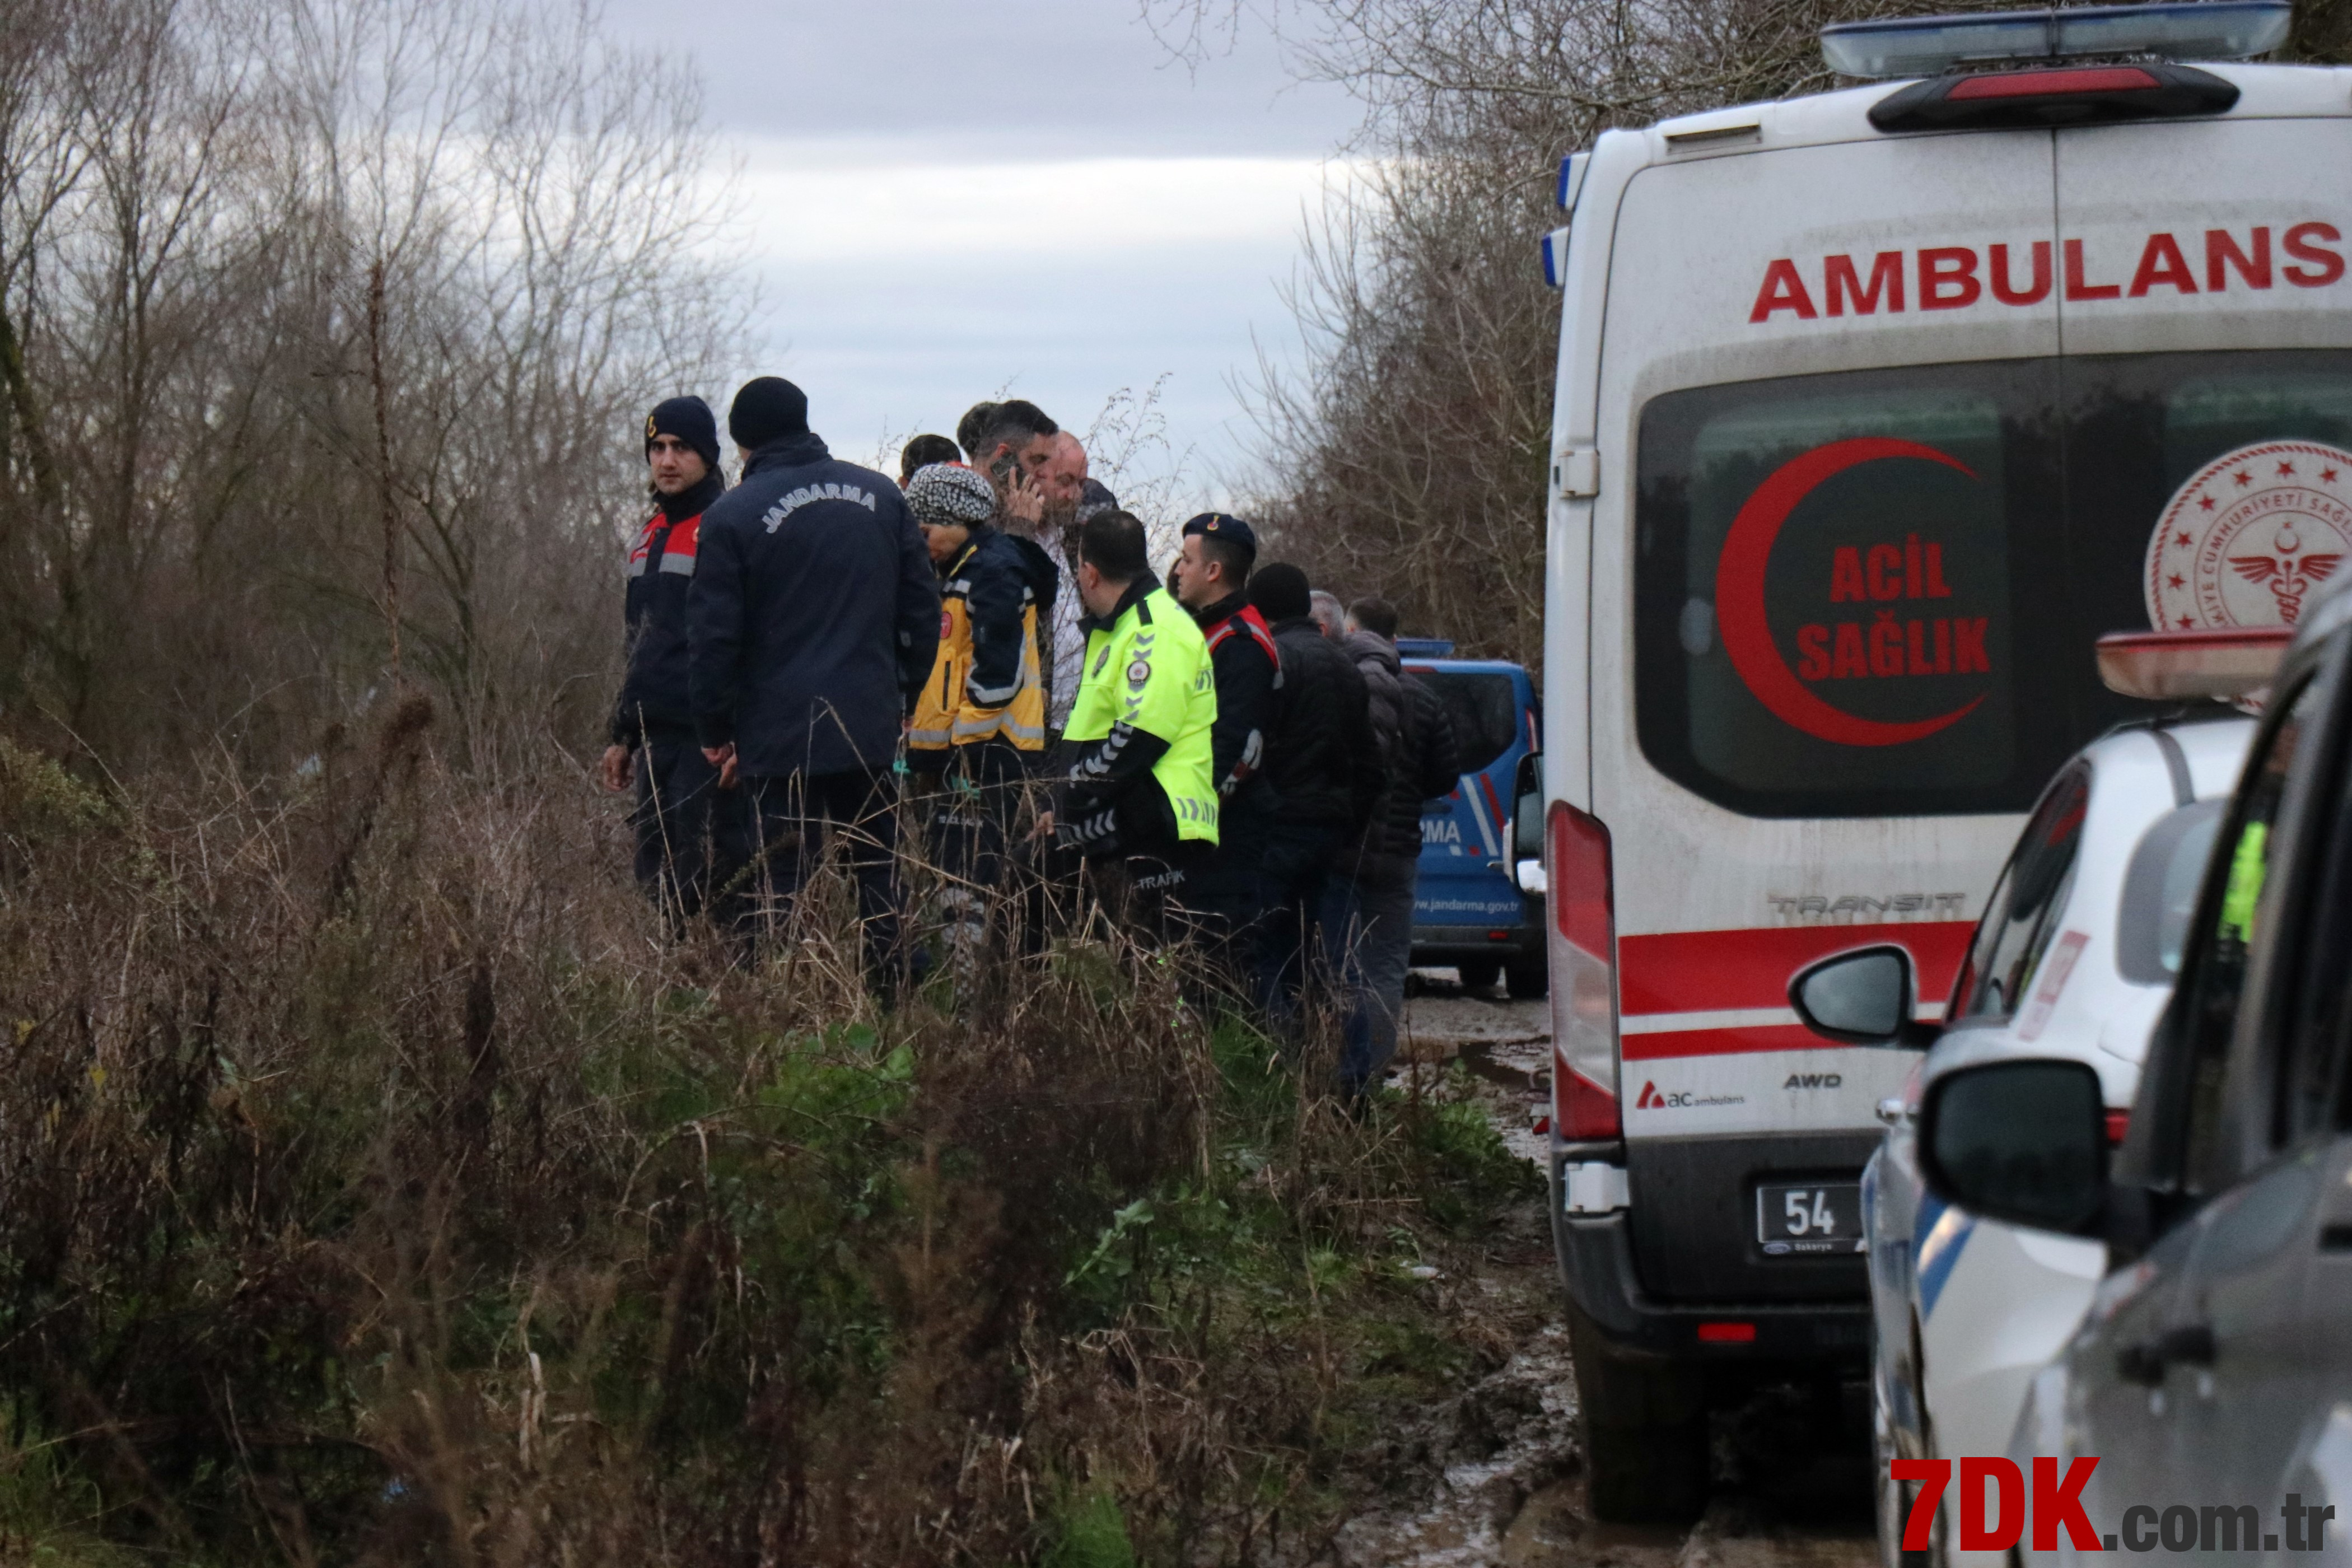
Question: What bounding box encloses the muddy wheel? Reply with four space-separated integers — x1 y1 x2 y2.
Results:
1505 959 1548 999
1455 958 1501 993
1567 1298 1709 1523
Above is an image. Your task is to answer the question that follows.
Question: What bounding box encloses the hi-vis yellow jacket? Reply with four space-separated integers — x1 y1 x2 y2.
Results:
1062 581 1219 847
908 526 1049 753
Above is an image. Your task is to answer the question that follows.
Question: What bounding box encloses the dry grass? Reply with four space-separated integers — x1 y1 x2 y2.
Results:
0 705 1533 1567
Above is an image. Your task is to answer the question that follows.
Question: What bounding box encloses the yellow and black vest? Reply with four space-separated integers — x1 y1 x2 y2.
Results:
909 530 1048 753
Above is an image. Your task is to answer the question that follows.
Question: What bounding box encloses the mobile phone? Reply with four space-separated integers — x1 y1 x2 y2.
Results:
989 453 1016 484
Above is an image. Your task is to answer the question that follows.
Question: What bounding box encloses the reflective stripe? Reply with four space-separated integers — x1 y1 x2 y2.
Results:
967 678 1020 705
657 553 694 575
950 712 1048 744
908 727 952 748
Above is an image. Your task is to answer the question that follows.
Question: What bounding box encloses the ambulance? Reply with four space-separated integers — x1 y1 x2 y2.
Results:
1534 0 2352 1521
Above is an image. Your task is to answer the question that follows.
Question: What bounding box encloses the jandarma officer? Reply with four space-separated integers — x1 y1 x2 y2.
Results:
603 395 730 922
686 376 941 989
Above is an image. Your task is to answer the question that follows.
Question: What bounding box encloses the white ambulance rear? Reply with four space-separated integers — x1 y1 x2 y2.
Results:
1537 2 2352 1520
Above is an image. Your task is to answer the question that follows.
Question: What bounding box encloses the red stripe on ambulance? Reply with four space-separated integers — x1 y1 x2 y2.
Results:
1618 920 1973 1016
1751 222 2344 322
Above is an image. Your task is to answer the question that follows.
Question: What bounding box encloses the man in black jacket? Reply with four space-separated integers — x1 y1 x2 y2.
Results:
604 395 730 922
1169 512 1278 974
1246 562 1387 1030
689 376 941 987
1330 598 1461 1096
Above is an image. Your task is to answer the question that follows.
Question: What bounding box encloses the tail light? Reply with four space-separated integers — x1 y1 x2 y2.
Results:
1868 62 2237 132
1547 801 1620 1140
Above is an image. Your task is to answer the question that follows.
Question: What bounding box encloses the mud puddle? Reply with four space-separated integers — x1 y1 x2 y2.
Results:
1334 990 1880 1568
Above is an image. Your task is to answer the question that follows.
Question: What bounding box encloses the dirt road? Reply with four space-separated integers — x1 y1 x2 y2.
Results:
1337 976 1881 1568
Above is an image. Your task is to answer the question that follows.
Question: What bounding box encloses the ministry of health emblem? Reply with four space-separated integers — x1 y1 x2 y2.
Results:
2145 440 2352 632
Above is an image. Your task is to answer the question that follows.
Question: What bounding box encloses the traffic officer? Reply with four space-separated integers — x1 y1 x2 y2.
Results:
1166 512 1278 971
1052 508 1219 929
905 461 1053 960
688 376 940 990
603 395 730 923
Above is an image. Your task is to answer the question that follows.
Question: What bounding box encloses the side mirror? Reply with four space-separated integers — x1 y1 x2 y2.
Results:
1917 1058 2108 1236
1788 944 1934 1047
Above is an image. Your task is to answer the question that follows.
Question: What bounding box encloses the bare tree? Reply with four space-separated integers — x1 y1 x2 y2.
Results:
1158 0 2352 662
0 0 746 770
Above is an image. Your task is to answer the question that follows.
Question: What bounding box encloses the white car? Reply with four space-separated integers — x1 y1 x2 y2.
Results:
1849 712 2252 1568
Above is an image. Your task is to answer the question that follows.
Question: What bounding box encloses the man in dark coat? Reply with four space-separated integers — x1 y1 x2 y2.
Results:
604 395 730 922
688 376 940 988
1246 562 1387 1030
1329 597 1461 1096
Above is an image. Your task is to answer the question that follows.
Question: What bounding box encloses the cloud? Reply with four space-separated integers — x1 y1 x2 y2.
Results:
615 2 1368 503
734 143 1362 262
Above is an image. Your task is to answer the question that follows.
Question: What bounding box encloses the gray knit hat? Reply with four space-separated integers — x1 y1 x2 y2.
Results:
905 463 996 528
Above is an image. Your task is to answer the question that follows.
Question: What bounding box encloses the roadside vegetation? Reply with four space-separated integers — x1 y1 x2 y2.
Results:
0 706 1534 1565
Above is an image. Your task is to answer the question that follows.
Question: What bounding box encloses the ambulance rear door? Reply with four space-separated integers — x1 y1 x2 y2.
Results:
1592 118 2060 1301
2050 91 2352 661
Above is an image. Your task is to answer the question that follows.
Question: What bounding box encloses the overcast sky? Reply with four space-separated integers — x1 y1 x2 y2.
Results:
600 1 1365 503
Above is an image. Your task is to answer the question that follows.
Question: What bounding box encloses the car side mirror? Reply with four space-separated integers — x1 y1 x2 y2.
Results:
1917 1058 2109 1236
1788 944 1934 1047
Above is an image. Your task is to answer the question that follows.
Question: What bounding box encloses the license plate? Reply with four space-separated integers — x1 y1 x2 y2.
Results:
1756 1181 1865 1257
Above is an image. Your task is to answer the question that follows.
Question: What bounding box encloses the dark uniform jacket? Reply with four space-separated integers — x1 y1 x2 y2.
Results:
688 433 940 777
1263 616 1386 833
611 472 725 746
1192 591 1280 812
1337 631 1462 860
1380 672 1463 860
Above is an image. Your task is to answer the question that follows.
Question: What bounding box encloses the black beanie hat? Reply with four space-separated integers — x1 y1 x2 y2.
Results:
1248 562 1312 623
728 376 810 450
645 395 721 474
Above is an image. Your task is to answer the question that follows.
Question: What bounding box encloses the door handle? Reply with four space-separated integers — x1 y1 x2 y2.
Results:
2117 1323 2217 1386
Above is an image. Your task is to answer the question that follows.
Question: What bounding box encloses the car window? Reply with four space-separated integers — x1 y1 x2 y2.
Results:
1950 763 2091 1024
2180 675 2329 1191
2275 718 2352 1146
2115 798 2227 987
1420 672 1519 776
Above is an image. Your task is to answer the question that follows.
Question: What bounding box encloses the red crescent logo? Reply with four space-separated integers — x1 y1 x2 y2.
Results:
1714 437 1987 748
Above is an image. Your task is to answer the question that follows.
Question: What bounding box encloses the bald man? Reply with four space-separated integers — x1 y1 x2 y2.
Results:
1037 431 1095 734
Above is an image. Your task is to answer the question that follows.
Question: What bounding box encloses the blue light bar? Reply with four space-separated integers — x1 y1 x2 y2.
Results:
1397 638 1456 657
1556 151 1590 212
1541 227 1568 288
1821 0 2290 78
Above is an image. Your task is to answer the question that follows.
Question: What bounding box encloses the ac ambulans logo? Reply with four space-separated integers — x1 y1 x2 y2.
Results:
2145 441 2352 632
1633 1081 1746 1110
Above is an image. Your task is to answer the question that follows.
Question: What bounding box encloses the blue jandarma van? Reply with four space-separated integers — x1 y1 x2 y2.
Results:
1401 642 1546 997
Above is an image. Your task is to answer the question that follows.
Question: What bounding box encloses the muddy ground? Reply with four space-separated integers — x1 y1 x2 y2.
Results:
1330 975 1881 1568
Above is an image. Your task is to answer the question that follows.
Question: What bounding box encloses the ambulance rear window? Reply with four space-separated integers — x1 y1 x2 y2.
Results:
1634 350 2352 818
